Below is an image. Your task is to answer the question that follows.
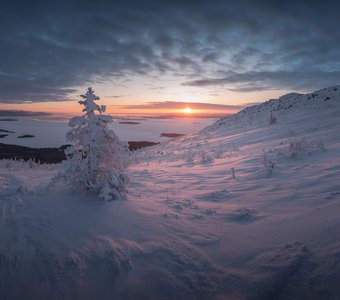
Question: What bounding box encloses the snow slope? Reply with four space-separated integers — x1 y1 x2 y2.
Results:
1 86 340 299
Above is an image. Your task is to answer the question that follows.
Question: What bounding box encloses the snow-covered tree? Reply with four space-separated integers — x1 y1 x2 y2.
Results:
63 87 127 200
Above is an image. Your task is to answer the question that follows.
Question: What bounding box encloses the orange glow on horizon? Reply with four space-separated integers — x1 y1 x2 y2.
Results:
0 101 237 118
0 85 289 119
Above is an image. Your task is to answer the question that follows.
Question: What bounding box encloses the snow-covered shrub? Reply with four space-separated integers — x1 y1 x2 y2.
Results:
186 154 195 165
199 151 214 164
231 167 236 178
28 158 36 169
269 112 277 124
262 149 275 176
282 138 325 158
62 87 127 200
213 142 224 159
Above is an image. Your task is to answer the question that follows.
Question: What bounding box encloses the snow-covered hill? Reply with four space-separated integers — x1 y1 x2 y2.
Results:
1 86 340 299
206 85 340 131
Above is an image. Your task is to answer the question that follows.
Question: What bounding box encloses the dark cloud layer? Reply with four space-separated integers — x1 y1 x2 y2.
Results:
1 0 340 103
183 70 340 92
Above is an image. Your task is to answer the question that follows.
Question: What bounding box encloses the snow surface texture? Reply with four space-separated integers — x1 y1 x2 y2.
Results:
1 86 340 299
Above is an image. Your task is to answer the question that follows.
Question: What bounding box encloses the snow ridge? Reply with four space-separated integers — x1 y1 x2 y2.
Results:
205 85 340 132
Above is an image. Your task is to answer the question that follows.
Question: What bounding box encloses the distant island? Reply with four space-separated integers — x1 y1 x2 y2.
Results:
0 128 14 138
119 121 141 125
0 129 14 133
18 134 35 138
160 133 186 138
116 118 147 121
0 118 18 121
128 141 159 150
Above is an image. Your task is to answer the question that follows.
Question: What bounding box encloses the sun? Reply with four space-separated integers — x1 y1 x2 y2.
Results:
183 107 193 114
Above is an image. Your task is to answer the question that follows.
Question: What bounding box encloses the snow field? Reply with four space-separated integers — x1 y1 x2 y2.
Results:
1 86 340 299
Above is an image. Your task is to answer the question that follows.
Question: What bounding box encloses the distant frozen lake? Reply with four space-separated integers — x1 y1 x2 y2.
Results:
0 117 217 148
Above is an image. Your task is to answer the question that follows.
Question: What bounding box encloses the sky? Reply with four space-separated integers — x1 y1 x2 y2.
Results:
1 0 340 117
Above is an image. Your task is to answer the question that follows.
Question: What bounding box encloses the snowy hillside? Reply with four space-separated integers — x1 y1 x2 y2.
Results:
206 85 340 131
1 86 340 299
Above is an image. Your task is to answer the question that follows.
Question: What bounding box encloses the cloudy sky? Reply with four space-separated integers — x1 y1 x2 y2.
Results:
1 0 339 115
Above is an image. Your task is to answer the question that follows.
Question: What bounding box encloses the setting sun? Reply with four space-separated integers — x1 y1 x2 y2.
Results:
183 107 193 114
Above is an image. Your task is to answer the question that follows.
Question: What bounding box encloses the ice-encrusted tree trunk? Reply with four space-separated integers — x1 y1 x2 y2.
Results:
63 87 127 200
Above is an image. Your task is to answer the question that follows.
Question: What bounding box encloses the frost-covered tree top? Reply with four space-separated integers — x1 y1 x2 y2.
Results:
68 87 114 131
79 87 106 116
